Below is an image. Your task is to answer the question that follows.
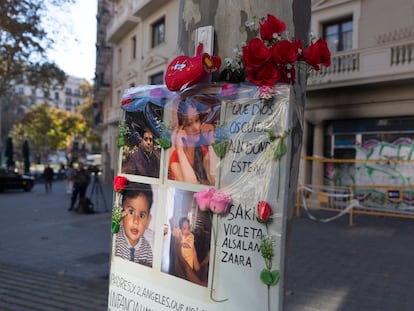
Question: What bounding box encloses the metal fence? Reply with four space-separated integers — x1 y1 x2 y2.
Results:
297 157 414 225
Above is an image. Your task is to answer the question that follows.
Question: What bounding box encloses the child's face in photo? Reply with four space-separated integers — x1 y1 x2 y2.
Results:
122 195 152 247
180 220 191 237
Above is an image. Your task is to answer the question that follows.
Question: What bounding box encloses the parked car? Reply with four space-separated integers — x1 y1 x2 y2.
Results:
0 168 35 192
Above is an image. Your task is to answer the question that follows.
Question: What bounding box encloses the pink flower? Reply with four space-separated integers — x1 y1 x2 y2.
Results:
114 176 128 193
194 188 215 212
210 190 232 214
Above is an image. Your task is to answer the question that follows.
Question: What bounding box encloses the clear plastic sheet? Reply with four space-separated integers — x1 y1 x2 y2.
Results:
111 82 299 311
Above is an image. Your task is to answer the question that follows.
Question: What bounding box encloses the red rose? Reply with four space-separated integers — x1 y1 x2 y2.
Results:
257 200 273 223
242 38 271 69
278 64 296 84
246 62 282 86
291 39 304 59
114 176 128 193
303 38 331 70
272 39 298 64
260 14 286 42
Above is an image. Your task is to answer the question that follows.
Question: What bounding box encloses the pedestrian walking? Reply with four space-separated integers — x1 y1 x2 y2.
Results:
43 164 54 193
68 162 91 211
66 162 75 194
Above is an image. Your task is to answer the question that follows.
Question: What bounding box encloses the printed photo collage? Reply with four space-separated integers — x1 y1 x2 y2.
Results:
113 89 223 288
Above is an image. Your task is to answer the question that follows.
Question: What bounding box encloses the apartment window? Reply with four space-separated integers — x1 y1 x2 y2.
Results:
65 88 72 95
323 18 353 53
74 89 80 96
151 17 165 48
150 72 164 85
65 98 72 105
54 92 59 100
131 35 137 60
44 90 50 99
18 86 24 95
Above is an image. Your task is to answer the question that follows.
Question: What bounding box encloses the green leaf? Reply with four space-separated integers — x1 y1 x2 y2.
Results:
260 268 280 286
155 137 171 150
117 137 125 148
212 141 229 158
270 270 280 286
111 222 120 234
272 138 287 159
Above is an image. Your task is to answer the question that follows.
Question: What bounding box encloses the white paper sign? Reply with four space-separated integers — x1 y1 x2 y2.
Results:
109 83 294 311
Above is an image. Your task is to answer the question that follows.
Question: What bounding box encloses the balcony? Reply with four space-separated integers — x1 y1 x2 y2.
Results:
106 2 140 43
131 0 169 19
94 72 111 103
307 40 414 90
95 42 112 73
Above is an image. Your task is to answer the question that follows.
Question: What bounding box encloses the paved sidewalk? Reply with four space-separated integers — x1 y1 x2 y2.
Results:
0 179 113 310
1 178 414 310
285 212 414 311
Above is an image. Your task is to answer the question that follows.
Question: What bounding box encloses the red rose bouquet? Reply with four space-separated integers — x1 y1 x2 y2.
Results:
222 14 331 89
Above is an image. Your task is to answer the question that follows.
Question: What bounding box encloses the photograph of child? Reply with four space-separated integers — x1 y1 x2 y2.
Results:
172 217 200 272
168 97 220 186
161 189 211 286
114 182 155 267
121 112 161 178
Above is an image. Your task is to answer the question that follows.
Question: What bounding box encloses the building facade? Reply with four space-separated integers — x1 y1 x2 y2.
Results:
94 0 179 182
301 0 414 187
15 75 89 113
95 0 414 187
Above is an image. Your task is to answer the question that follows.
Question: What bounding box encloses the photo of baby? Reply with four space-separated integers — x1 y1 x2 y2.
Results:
161 189 212 286
114 182 156 268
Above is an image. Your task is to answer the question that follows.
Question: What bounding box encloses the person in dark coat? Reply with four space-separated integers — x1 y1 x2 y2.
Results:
43 165 54 193
68 162 90 211
122 128 160 178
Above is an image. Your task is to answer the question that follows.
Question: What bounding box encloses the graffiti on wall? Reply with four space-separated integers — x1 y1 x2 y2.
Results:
325 138 414 210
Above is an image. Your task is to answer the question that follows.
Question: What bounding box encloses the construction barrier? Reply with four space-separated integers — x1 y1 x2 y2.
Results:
297 156 414 225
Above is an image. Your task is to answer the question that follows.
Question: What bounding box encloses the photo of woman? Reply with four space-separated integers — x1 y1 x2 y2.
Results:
168 98 219 185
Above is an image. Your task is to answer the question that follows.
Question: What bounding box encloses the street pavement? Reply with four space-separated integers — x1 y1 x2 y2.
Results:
285 211 414 311
0 178 113 311
1 178 414 310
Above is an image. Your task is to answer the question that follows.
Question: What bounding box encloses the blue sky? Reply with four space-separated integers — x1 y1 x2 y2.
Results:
45 1 97 82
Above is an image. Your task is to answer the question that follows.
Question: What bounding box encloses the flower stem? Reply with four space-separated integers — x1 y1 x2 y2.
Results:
267 285 271 311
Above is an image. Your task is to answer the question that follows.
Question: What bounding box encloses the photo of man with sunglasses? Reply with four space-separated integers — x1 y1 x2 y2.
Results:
122 128 160 178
